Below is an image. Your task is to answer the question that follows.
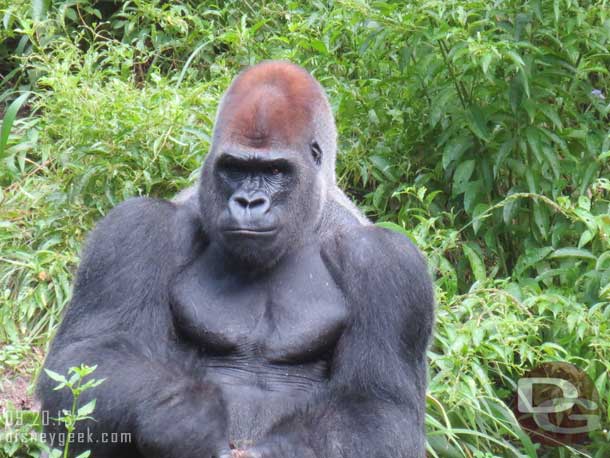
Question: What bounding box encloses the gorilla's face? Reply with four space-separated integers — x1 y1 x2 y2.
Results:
204 143 323 269
198 61 334 269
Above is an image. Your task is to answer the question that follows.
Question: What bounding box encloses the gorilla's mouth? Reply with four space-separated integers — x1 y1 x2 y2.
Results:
223 228 278 237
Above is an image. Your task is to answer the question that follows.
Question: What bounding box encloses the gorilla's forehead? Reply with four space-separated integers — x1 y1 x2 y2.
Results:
218 61 325 149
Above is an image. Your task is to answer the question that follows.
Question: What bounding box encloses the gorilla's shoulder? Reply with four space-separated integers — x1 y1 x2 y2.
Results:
82 197 204 269
95 196 175 229
322 224 433 324
323 224 427 271
87 197 176 246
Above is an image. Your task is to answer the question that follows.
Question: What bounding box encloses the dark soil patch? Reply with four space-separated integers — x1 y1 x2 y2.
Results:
0 345 44 412
0 374 39 411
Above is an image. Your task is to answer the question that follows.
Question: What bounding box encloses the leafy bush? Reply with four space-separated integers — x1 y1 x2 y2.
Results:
1 1 608 457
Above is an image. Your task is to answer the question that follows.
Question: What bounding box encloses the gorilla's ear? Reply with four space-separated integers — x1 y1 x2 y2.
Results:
310 141 322 166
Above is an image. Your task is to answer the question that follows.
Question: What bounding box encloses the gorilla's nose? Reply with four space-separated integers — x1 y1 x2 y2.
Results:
230 191 270 218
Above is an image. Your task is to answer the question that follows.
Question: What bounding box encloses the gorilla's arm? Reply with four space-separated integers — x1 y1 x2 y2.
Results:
251 226 434 458
37 198 227 458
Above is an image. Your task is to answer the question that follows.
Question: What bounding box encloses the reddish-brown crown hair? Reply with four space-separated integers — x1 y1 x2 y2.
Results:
216 61 327 149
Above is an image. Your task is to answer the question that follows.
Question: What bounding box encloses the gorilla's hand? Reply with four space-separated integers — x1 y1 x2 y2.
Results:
234 435 316 458
220 450 250 458
135 380 229 458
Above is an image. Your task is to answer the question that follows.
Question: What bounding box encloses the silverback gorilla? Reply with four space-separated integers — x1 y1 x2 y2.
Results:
38 61 434 458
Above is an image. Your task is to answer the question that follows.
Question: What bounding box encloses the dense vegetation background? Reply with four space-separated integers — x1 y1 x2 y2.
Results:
0 1 609 457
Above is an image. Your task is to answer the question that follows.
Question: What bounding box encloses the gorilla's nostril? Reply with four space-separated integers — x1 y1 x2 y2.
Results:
249 197 267 208
234 196 250 208
232 193 269 212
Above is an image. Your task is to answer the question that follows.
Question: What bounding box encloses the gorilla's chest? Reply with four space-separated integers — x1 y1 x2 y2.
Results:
170 244 348 370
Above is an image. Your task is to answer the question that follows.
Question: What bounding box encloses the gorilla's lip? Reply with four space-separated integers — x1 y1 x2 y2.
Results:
223 227 278 237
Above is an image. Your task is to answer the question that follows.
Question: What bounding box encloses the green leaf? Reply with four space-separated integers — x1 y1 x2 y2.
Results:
466 106 489 141
506 50 525 68
550 248 597 261
463 180 482 214
515 247 554 277
68 372 79 386
372 183 387 210
369 155 395 180
525 127 544 165
398 46 411 71
309 39 328 54
518 66 530 98
0 92 30 160
540 127 568 152
525 169 537 193
32 0 50 21
442 136 473 170
77 399 96 417
472 203 489 235
553 0 560 23
579 162 599 197
463 244 486 283
73 364 98 378
578 230 593 248
452 159 475 196
533 202 549 239
508 77 523 113
44 369 67 384
376 222 415 244
480 52 493 74
541 145 560 179
494 138 514 176
502 199 517 225
539 105 563 129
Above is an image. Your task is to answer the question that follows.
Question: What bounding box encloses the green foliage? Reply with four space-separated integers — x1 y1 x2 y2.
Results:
1 1 609 457
0 408 44 458
44 364 104 458
0 365 102 458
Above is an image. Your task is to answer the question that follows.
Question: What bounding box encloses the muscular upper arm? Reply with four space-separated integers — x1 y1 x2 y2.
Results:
54 197 202 343
321 225 435 402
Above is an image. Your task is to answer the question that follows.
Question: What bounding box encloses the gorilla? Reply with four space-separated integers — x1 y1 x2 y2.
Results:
38 61 434 458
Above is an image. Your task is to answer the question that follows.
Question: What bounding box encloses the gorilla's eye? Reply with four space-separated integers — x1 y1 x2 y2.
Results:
311 141 322 166
218 160 248 180
262 165 283 177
